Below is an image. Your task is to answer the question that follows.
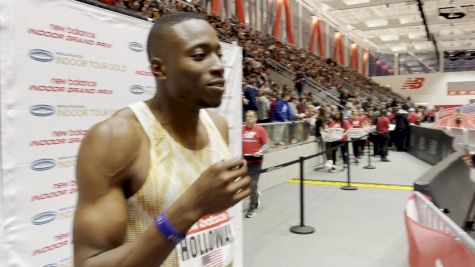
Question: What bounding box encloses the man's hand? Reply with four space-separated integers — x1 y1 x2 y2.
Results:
180 157 251 218
463 153 474 168
253 151 263 157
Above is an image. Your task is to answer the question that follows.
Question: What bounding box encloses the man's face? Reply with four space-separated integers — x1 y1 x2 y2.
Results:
159 19 225 108
246 112 257 125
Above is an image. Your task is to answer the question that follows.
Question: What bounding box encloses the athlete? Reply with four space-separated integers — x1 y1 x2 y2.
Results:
73 13 251 267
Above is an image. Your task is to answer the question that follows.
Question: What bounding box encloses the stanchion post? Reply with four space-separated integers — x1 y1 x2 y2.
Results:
341 141 357 190
364 136 376 170
290 156 315 234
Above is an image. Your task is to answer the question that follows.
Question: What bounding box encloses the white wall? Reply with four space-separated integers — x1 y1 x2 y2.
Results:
372 71 475 107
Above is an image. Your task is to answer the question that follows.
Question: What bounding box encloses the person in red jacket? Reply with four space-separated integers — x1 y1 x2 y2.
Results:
242 110 269 218
377 110 391 162
350 109 367 161
328 110 351 173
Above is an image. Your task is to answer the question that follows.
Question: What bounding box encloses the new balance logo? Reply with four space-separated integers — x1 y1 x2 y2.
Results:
401 77 425 90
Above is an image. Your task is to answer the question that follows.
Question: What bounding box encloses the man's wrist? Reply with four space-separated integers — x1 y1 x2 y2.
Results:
166 197 202 235
155 211 186 245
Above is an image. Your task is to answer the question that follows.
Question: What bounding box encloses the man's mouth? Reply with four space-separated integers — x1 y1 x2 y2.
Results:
207 79 225 88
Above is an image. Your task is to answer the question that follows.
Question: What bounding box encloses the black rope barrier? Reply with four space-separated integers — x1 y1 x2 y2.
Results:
341 141 357 191
363 135 377 170
255 133 372 235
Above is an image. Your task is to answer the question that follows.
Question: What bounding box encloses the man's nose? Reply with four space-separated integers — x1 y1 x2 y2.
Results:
210 54 224 77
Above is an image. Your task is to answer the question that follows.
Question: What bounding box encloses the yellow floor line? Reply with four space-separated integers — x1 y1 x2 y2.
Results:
288 179 414 191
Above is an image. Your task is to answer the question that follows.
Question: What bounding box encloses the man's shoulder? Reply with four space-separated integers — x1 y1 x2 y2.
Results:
84 107 144 150
206 110 228 142
254 124 265 131
256 125 268 135
77 107 146 184
206 110 226 125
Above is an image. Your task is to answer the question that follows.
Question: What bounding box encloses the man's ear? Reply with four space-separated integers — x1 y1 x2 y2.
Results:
151 57 167 80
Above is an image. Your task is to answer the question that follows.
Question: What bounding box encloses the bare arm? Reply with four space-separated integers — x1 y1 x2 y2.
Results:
73 117 196 267
73 114 251 267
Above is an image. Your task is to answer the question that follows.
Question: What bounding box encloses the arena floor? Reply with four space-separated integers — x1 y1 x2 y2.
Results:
243 150 431 267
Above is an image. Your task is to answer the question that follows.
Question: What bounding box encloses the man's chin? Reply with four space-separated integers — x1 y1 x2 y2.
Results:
198 99 222 109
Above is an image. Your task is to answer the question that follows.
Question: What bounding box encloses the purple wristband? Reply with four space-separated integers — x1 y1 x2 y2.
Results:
155 211 186 245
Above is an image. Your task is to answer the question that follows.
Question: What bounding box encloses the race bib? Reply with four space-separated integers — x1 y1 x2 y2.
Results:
177 211 235 267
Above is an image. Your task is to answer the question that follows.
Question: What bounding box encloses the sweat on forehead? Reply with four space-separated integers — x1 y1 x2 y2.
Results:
146 12 207 61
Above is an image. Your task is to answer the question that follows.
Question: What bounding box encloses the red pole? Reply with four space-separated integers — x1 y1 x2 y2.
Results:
235 0 245 25
316 20 324 57
339 33 345 66
283 0 294 45
363 50 369 77
309 21 317 53
211 0 221 16
272 0 284 40
333 32 339 62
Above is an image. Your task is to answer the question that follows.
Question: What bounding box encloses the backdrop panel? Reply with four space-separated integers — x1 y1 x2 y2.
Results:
0 1 243 266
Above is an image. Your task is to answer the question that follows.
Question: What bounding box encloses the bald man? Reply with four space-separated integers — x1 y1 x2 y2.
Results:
242 110 269 218
73 13 251 267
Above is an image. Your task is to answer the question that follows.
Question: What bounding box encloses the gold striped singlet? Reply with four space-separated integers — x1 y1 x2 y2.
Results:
125 102 233 267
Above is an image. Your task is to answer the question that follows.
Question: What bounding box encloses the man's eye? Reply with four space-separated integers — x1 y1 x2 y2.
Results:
192 53 206 61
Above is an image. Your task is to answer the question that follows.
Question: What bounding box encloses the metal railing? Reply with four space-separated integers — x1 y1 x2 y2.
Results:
258 120 315 149
265 59 343 108
341 80 383 107
411 191 475 252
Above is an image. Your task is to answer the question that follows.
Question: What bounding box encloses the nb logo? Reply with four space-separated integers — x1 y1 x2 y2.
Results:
128 42 144 52
402 77 425 90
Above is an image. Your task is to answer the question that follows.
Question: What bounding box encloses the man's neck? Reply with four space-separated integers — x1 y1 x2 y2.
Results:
148 92 201 135
246 123 256 129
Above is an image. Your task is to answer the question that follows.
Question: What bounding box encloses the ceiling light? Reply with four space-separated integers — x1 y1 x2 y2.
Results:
380 34 400 41
342 0 370 5
399 15 421 24
408 32 425 39
415 43 431 50
364 18 388 28
391 44 407 52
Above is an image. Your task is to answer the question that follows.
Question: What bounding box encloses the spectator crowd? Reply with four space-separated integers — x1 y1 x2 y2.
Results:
98 0 436 149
